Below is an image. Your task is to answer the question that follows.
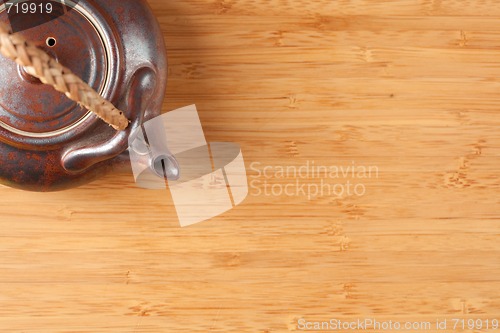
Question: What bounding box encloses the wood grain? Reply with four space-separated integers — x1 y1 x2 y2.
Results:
0 0 499 332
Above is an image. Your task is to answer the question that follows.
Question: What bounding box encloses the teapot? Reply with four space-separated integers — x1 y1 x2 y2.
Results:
0 0 168 191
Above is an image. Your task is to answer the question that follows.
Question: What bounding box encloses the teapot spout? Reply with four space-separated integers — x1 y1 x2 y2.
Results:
151 153 180 181
128 121 181 185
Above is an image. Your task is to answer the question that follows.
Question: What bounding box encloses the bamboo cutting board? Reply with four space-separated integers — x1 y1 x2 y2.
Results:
0 0 499 332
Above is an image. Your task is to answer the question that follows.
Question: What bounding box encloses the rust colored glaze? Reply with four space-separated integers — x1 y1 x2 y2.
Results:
0 0 167 191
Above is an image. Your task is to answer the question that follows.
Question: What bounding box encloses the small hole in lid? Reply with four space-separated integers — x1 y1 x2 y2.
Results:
46 37 56 47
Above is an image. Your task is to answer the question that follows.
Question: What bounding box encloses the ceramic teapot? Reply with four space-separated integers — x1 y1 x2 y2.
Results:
0 0 167 191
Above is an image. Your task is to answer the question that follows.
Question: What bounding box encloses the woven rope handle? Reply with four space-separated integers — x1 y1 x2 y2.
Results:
0 23 129 130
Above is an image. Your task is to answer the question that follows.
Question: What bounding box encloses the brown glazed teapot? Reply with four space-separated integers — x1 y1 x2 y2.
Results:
0 0 167 191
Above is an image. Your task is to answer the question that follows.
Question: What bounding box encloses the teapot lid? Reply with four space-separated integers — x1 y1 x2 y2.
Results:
0 1 115 137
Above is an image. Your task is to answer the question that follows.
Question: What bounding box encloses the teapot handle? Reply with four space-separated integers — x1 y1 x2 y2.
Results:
61 67 157 173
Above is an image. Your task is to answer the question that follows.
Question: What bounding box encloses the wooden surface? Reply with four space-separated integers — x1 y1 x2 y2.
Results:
1 0 499 332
